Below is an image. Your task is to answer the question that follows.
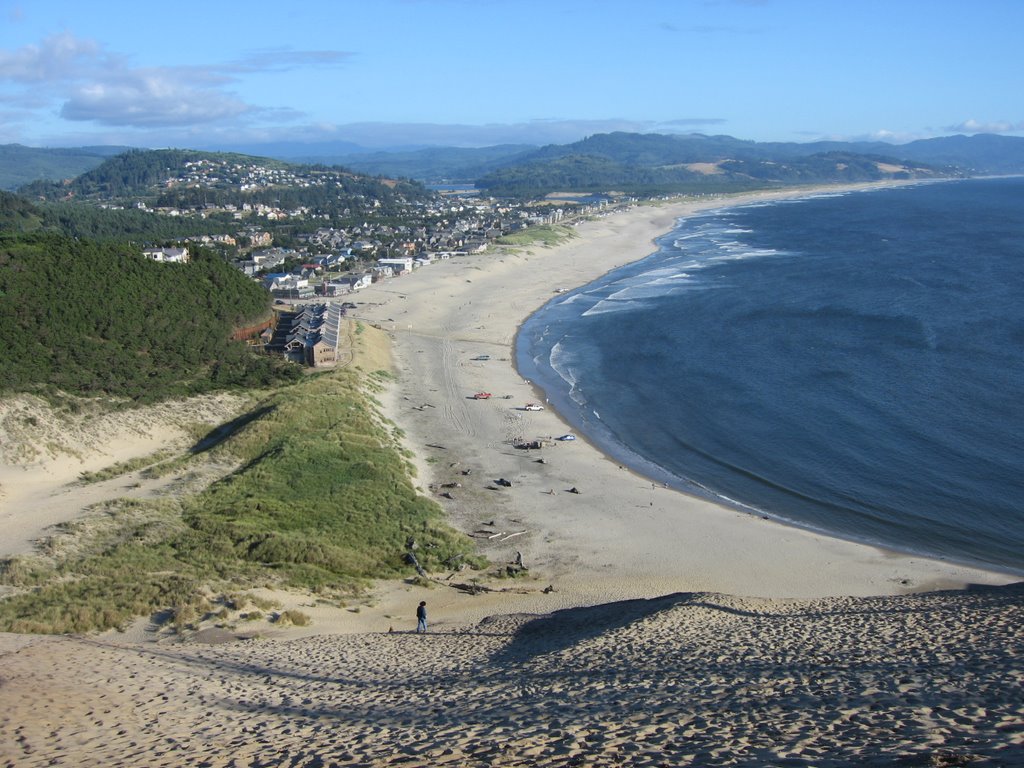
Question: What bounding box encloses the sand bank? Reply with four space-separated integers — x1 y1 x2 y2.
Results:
0 392 249 557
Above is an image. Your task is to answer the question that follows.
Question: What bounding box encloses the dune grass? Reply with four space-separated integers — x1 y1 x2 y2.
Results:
77 448 180 483
495 224 576 247
0 367 482 634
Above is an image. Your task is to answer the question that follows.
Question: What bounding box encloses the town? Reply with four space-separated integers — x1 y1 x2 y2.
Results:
132 154 631 365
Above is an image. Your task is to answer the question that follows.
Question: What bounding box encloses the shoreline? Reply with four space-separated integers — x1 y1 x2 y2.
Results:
346 180 1016 630
513 266 1024 581
1 182 1021 767
511 179 1022 582
0 180 1014 638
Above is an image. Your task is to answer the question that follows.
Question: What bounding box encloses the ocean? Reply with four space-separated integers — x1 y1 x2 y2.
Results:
517 177 1024 576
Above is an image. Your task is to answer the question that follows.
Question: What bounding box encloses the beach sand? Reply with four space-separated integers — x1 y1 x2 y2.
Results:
350 190 1014 611
1 186 1022 766
2 585 1022 766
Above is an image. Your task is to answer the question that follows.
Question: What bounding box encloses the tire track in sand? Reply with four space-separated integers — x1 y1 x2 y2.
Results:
439 335 476 440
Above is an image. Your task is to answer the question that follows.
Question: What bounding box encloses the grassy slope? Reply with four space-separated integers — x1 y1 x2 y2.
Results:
0 324 481 634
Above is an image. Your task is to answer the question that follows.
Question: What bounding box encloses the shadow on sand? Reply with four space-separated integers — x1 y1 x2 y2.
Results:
489 592 698 664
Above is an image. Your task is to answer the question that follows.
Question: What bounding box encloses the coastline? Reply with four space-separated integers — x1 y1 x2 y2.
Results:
346 181 1016 631
512 185 1024 580
1 180 1013 633
2 182 1022 768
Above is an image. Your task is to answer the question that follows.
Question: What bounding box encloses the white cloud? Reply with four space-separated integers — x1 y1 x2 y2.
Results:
226 49 353 73
865 129 925 143
0 33 351 132
660 118 729 130
945 118 1024 135
60 70 251 127
0 32 100 83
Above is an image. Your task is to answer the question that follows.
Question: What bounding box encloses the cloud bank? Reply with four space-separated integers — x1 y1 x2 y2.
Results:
0 33 351 133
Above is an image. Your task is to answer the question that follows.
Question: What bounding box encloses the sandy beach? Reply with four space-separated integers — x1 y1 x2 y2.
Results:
350 189 1016 612
1 186 1022 766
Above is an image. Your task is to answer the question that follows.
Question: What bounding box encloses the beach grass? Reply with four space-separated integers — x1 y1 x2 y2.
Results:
77 448 180 483
495 224 576 247
0 366 483 634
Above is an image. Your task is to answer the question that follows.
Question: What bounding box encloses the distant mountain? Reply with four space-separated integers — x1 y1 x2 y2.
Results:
274 132 1022 196
8 132 1023 200
482 132 1024 176
203 139 374 161
885 134 1024 174
315 144 538 183
475 132 957 197
0 144 133 191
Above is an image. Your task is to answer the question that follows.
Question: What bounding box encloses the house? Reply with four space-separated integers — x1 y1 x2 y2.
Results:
377 256 414 275
250 248 293 269
307 337 336 366
266 303 346 367
330 273 373 293
272 285 316 300
300 264 324 279
311 252 349 271
142 247 190 263
264 273 314 300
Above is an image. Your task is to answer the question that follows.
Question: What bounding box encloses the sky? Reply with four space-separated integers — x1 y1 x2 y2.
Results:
1 0 1022 151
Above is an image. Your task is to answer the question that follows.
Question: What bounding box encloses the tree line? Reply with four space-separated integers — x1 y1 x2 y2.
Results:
0 232 301 401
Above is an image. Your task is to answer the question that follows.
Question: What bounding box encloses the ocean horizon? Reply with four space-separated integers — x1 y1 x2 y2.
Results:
517 177 1024 577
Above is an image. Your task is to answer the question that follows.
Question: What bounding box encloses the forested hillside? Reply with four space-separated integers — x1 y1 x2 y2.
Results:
19 149 286 199
476 132 948 197
0 189 238 242
0 233 300 400
0 144 129 191
18 149 432 215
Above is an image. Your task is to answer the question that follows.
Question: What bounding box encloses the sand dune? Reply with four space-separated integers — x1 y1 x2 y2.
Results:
3 584 1022 766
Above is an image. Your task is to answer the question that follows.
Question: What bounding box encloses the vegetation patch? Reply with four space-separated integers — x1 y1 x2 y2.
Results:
78 448 180 484
0 232 302 402
0 368 482 634
496 224 576 247
274 609 311 627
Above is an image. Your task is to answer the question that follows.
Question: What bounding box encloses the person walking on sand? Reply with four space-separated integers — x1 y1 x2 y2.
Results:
416 601 427 633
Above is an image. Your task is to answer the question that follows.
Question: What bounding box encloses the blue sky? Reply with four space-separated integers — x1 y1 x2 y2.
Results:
1 0 1021 150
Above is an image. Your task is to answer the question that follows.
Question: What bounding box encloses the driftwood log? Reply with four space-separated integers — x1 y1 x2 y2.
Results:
406 540 551 596
404 550 428 578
